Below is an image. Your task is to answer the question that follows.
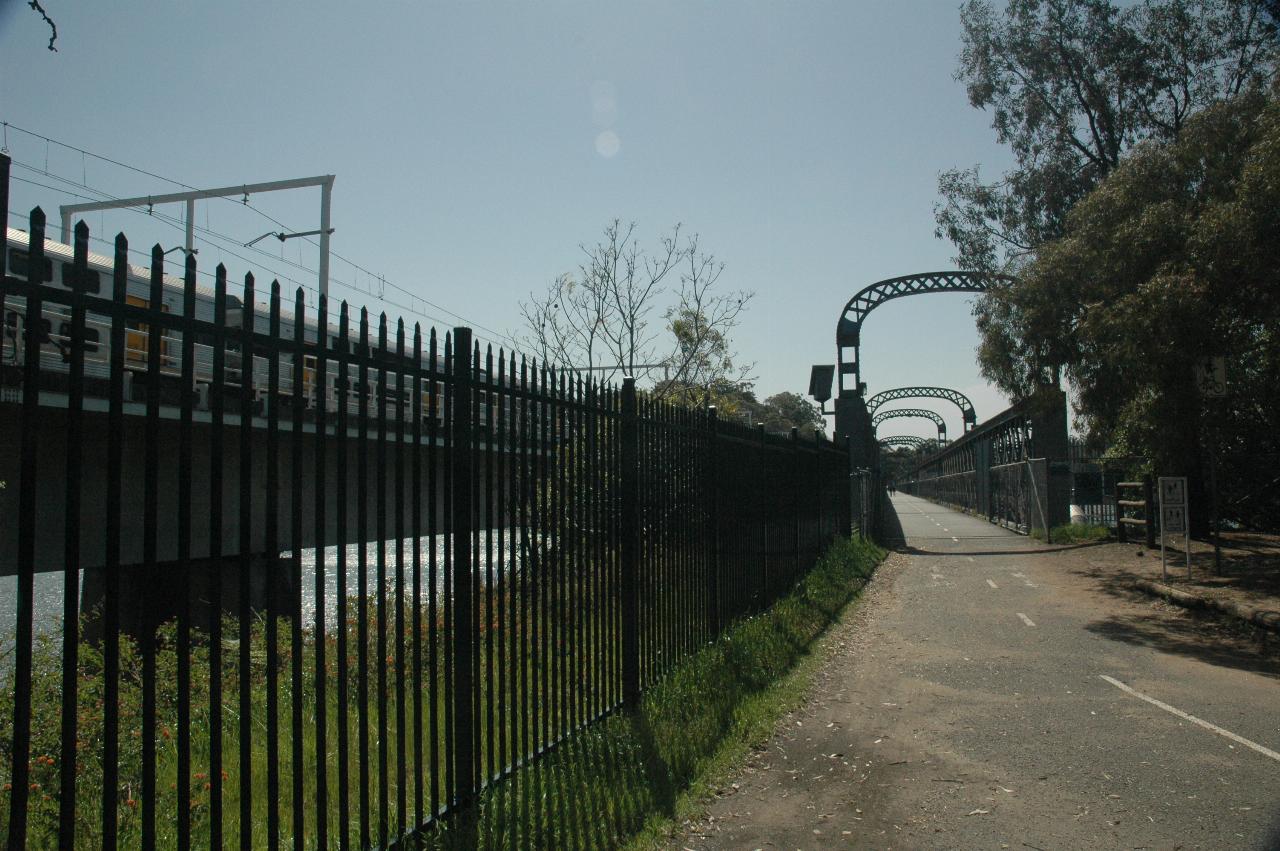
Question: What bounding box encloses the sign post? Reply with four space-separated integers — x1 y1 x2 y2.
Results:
1158 476 1190 581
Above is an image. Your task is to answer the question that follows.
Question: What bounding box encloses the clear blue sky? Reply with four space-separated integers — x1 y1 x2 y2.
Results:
1 0 1016 439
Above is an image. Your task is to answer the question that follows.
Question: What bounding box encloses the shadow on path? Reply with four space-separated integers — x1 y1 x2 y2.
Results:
1069 560 1280 679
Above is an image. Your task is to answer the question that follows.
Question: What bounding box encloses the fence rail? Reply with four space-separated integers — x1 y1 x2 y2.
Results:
0 191 850 848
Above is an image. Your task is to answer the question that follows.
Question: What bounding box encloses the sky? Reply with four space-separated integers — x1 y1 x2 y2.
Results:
0 0 1017 441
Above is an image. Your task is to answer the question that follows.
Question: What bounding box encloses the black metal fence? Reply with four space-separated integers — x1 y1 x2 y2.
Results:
0 189 850 846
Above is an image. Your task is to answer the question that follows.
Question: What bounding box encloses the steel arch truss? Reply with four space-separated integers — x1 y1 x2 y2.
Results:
872 407 947 441
879 435 929 450
865 386 976 430
836 271 1014 394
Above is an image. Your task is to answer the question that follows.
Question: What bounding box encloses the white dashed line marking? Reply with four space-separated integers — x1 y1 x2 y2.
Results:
952 537 959 542
1017 613 1036 627
1099 675 1280 763
931 574 945 580
986 579 999 589
967 557 975 563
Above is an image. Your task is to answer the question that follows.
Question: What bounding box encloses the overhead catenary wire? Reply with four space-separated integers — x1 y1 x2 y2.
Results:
2 121 516 349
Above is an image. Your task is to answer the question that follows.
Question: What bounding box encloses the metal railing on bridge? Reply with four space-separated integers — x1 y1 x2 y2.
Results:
897 389 1071 537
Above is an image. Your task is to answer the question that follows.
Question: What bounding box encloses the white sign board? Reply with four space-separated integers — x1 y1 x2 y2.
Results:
1194 357 1227 397
1160 477 1186 506
1161 504 1187 534
1157 476 1190 579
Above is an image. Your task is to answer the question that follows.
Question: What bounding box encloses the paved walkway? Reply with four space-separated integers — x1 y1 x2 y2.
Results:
669 494 1280 849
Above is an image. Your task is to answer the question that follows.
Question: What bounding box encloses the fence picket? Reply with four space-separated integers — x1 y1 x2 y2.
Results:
0 178 852 847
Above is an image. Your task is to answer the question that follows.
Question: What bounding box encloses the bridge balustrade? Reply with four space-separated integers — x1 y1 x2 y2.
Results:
899 389 1069 535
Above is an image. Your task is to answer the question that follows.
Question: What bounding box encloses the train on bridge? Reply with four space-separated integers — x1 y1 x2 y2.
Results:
3 226 545 428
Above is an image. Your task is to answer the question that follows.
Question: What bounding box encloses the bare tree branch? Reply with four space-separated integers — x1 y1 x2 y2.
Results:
29 0 57 52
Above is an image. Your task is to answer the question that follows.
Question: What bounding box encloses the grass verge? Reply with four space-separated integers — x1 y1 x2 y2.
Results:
433 535 885 849
1031 523 1109 544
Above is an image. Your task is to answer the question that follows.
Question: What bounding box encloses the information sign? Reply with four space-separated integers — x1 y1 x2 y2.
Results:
1157 476 1190 580
1161 504 1187 534
1194 356 1227 397
1160 477 1186 506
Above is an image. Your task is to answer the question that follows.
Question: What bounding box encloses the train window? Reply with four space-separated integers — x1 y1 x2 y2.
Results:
8 248 54 282
58 322 101 352
124 296 170 363
60 262 102 294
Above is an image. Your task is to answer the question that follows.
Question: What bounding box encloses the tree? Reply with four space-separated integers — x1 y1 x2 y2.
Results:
1001 89 1280 530
758 392 825 435
937 0 1278 395
519 220 753 404
691 387 826 434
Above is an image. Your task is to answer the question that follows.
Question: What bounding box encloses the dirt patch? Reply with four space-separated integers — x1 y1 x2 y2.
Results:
1057 532 1280 631
663 552 919 849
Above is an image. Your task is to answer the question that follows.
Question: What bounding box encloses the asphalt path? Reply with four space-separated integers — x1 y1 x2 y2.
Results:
670 493 1280 849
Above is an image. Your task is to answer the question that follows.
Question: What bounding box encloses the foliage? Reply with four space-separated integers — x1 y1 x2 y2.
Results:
518 221 753 404
674 385 825 434
939 0 1278 273
465 536 883 850
998 89 1280 529
758 391 826 435
938 0 1279 395
1031 523 1109 543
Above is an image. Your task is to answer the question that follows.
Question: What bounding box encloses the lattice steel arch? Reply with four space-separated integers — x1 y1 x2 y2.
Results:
872 407 947 441
879 435 929 450
865 386 976 430
836 271 1014 395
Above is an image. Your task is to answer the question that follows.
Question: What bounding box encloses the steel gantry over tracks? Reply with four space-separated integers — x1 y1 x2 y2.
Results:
872 407 947 442
865 386 977 431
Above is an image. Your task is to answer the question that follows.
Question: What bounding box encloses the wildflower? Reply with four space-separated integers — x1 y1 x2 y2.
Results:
29 783 40 791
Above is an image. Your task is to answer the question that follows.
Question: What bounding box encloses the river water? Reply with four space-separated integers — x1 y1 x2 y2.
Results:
0 530 526 652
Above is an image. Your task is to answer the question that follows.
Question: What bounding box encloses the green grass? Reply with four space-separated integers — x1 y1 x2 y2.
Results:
433 535 885 849
1031 523 1110 544
1 536 884 849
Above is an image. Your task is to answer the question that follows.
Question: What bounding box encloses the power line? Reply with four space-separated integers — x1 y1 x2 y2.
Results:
2 121 517 347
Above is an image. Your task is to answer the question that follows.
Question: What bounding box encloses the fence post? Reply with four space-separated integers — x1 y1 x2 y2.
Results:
757 423 767 606
706 406 721 637
450 327 476 811
620 378 640 709
847 435 858 537
0 153 8 278
814 429 824 544
791 427 800 580
1114 477 1127 543
1143 474 1156 549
